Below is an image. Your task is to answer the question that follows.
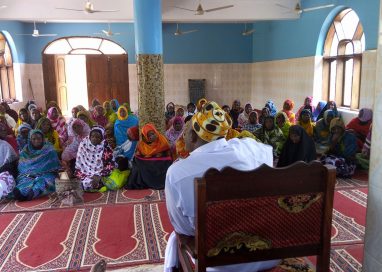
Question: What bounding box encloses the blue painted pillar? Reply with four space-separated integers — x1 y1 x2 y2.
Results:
134 0 165 133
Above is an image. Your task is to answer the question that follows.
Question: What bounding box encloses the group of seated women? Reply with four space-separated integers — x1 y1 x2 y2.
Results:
0 95 373 201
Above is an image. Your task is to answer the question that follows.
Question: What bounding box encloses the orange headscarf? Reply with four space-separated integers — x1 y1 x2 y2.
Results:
137 123 170 157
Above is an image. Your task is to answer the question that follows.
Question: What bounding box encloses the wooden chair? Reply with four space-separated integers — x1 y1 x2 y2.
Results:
176 161 336 272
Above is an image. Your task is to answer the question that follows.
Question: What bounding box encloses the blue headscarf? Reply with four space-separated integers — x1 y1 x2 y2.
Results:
111 99 120 112
114 113 139 159
265 100 277 117
312 101 327 122
17 123 32 152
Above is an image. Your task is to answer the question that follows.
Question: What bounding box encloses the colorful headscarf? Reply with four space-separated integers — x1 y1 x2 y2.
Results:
117 105 129 121
103 101 118 124
77 110 96 127
62 119 90 161
323 110 335 125
298 109 314 137
197 98 207 112
330 117 345 131
312 101 327 121
282 99 296 124
127 126 139 141
165 102 176 120
16 123 32 152
137 123 170 157
191 101 232 142
114 106 139 146
165 116 184 146
47 107 68 144
92 105 108 127
358 108 373 123
275 111 291 138
111 99 120 112
265 100 277 117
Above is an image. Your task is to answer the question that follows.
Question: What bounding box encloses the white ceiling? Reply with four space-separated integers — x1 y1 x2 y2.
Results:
0 0 300 23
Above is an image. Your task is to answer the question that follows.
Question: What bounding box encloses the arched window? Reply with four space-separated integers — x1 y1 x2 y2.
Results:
322 9 365 109
0 33 15 101
44 36 126 55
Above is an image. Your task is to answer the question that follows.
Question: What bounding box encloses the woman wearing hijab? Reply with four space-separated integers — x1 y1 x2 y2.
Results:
229 99 242 129
166 116 184 159
103 101 118 124
264 100 277 117
92 105 108 128
0 139 18 178
277 125 317 167
242 111 262 133
282 99 296 124
13 129 61 201
75 126 115 191
30 108 42 129
165 102 176 128
238 103 253 128
298 109 315 137
127 123 172 190
346 108 373 151
320 118 358 178
0 104 17 129
312 101 327 122
254 116 285 157
314 110 335 145
45 101 62 115
317 101 339 121
36 117 62 153
196 98 207 112
110 99 120 112
0 123 18 154
62 119 90 174
0 102 18 123
77 110 96 127
90 98 101 112
355 124 372 170
275 111 291 138
14 108 32 134
114 105 139 153
47 107 68 145
16 123 32 152
258 107 270 125
296 96 315 121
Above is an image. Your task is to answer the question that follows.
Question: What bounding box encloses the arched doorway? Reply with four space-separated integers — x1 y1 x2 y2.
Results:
42 36 129 115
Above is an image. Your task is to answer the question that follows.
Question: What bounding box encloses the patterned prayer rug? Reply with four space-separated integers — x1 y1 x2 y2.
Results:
0 202 173 272
0 189 165 213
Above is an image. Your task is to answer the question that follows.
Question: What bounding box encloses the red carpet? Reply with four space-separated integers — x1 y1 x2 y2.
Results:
0 202 173 271
0 170 368 271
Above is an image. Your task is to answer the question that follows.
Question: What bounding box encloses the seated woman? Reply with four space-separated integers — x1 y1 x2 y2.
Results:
296 96 315 121
275 111 291 139
62 119 90 174
75 126 115 191
317 100 339 121
314 110 335 146
30 108 42 129
77 110 96 128
320 118 358 178
0 139 18 178
165 116 184 159
282 99 296 124
0 102 18 123
92 105 108 128
13 130 61 201
114 105 139 158
355 124 372 170
346 108 373 151
36 117 62 153
258 107 270 125
298 109 315 137
0 123 18 154
110 99 120 112
264 100 277 117
312 101 327 122
167 107 185 130
238 103 252 128
254 116 285 157
127 123 172 190
0 104 17 129
242 111 262 133
277 125 316 167
47 106 68 146
15 108 32 134
16 123 32 152
103 101 118 124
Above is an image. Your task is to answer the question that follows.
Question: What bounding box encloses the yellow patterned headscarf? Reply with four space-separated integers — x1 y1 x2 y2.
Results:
191 101 232 142
117 106 129 121
226 128 240 140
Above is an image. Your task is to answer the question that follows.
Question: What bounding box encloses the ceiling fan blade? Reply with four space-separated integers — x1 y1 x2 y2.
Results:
90 9 120 13
303 4 334 12
205 5 234 13
37 34 58 37
172 6 195 12
0 5 7 9
56 7 84 12
181 29 198 34
275 3 291 10
242 29 255 36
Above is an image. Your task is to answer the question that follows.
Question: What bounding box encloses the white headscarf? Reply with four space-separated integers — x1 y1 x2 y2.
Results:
0 139 18 167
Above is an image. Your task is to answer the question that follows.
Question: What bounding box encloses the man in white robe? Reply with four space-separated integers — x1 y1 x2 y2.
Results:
164 101 280 272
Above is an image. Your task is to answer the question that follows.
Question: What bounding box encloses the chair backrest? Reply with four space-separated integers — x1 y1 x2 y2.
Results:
194 161 336 271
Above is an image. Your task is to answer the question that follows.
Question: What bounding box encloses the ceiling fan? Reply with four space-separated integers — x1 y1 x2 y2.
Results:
173 1 234 15
94 23 121 37
174 24 198 36
276 1 334 15
242 23 255 36
0 4 6 9
56 0 119 13
17 22 57 38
